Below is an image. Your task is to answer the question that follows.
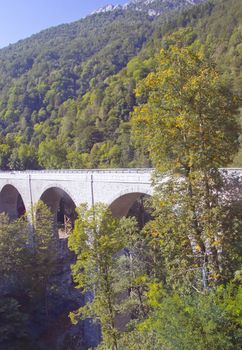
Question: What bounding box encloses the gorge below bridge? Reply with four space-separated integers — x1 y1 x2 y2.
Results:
0 169 154 237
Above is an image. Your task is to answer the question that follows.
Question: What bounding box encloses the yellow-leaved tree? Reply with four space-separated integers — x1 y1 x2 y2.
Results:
132 29 241 289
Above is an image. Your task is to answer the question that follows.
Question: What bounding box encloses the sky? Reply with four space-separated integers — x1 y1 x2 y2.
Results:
0 0 128 48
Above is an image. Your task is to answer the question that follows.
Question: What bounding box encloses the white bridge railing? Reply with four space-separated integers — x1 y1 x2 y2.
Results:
1 168 242 175
0 168 154 175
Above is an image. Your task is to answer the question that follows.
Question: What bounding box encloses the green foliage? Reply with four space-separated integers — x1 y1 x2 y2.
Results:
8 144 39 170
38 138 68 169
0 203 60 349
0 0 242 347
0 7 155 170
139 280 242 350
0 297 29 350
132 28 240 172
69 203 144 350
132 31 241 290
128 25 242 349
31 201 58 287
0 214 30 275
0 214 30 349
0 0 241 169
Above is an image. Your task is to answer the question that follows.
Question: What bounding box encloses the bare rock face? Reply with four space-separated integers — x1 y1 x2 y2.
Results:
91 4 122 14
91 0 205 17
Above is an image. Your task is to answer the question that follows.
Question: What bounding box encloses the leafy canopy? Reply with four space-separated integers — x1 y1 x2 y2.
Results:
132 28 240 173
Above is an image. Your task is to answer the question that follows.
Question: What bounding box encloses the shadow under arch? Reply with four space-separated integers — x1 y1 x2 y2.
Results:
40 187 77 239
109 192 152 228
0 184 26 220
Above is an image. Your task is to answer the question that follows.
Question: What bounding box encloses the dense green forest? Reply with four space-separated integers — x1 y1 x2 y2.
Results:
0 0 241 169
0 1 242 349
1 30 241 349
66 29 242 349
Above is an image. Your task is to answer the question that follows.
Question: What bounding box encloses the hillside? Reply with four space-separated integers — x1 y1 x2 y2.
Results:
0 0 241 170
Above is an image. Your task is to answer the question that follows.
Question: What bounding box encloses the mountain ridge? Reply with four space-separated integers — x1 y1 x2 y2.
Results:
0 0 204 52
92 0 204 16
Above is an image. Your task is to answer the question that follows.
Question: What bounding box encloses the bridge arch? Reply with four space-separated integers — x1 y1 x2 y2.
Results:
39 187 77 238
109 190 152 219
0 184 26 220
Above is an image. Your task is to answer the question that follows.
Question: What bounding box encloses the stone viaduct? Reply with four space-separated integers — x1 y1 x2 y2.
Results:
1 168 240 236
0 169 155 235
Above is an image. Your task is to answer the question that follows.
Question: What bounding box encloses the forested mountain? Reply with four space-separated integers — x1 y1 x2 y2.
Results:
1 2 242 349
0 0 241 170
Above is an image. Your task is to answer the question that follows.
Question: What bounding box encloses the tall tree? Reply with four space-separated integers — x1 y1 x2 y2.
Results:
0 203 64 349
0 214 30 349
68 203 147 350
132 29 239 173
132 28 241 289
29 201 58 321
